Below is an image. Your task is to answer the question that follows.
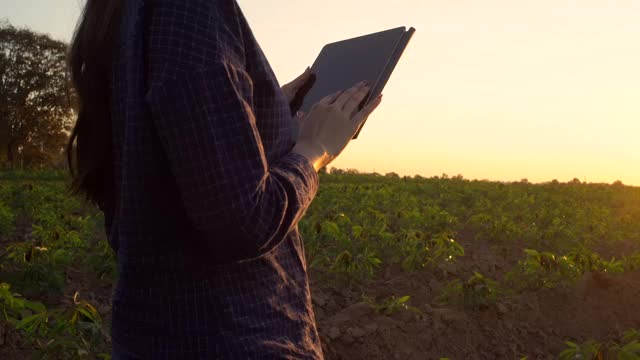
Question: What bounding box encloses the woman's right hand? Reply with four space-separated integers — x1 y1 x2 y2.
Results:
292 81 383 171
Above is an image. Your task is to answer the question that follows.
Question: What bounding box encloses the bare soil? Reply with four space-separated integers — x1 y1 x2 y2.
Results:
313 238 640 359
3 235 639 359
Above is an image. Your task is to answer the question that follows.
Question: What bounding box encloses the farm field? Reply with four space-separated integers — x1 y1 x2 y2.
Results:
1 171 640 359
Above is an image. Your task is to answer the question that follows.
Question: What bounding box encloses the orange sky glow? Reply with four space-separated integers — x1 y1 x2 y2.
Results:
4 0 639 185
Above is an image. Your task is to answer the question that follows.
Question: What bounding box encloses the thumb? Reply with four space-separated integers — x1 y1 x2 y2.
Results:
354 94 382 126
292 67 312 87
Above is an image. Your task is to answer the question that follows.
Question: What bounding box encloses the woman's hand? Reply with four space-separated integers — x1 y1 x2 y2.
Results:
281 67 313 104
293 81 383 171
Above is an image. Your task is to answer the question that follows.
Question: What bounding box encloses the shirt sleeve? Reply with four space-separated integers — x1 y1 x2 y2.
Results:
144 0 319 261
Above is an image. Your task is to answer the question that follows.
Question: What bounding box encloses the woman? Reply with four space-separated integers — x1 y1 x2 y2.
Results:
66 0 382 358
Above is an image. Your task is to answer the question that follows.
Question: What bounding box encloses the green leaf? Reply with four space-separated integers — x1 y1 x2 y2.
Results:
75 303 101 323
558 348 577 360
16 311 47 333
621 340 640 355
23 299 46 313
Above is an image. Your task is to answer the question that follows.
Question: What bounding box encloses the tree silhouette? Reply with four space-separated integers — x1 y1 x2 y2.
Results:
0 20 73 168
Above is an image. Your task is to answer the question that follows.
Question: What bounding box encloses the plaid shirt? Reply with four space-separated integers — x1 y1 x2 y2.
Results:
104 0 322 358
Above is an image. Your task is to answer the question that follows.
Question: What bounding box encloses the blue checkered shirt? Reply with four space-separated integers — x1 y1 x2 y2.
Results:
102 0 322 358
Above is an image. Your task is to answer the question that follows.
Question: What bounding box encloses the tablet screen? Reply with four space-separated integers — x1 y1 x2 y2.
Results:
298 27 409 115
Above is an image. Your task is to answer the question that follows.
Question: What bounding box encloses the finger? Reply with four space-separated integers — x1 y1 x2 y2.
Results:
318 89 344 106
353 94 383 125
281 67 312 97
342 87 372 115
290 67 313 89
363 94 383 115
334 82 368 109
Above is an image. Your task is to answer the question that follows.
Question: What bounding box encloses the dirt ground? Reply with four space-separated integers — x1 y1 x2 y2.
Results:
313 237 640 359
2 237 639 359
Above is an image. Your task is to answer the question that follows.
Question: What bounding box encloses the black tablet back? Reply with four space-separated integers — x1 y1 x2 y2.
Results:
295 26 414 137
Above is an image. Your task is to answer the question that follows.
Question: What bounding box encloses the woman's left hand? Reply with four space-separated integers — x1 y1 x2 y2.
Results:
282 67 314 137
281 67 313 105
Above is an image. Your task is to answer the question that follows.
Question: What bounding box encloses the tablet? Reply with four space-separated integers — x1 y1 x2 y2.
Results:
291 26 415 138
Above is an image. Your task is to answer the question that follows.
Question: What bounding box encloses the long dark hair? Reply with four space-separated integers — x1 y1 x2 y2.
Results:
66 0 124 206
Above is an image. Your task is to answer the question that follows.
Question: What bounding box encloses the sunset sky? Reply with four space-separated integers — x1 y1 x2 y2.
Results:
3 0 639 185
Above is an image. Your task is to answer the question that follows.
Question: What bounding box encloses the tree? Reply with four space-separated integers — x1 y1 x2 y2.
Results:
0 20 73 168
